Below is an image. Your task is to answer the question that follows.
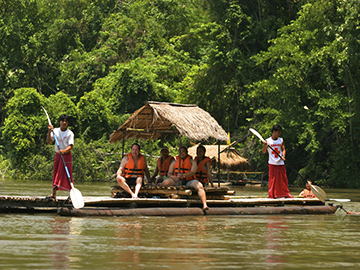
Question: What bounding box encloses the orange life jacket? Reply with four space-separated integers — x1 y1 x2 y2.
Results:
122 153 146 178
300 189 316 198
195 156 212 184
157 155 174 176
174 155 195 181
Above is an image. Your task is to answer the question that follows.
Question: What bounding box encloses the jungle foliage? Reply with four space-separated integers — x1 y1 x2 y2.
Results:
1 0 359 188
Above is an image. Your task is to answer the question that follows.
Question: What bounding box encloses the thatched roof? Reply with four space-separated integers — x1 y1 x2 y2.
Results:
109 101 229 143
188 144 251 171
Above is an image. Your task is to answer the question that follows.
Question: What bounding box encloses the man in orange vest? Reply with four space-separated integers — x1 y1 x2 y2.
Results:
116 143 151 199
165 146 209 210
195 145 214 187
150 146 174 186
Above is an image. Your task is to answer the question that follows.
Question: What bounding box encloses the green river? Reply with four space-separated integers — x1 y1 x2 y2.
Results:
1 180 360 269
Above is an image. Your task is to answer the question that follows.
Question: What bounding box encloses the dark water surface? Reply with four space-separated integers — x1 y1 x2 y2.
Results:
1 181 360 270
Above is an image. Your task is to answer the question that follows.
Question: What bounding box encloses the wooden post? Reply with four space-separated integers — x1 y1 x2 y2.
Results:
177 134 182 187
218 141 221 187
122 133 125 158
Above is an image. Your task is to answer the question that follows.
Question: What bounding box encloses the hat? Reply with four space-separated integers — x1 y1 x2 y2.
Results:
161 146 169 151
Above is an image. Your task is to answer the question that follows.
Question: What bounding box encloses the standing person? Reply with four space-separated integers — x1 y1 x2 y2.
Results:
46 114 74 199
116 143 151 199
164 146 209 210
262 124 293 199
195 145 214 187
150 146 174 186
299 181 316 198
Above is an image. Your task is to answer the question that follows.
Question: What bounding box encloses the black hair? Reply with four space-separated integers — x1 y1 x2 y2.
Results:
58 114 70 124
272 124 283 132
197 145 206 155
131 143 141 150
180 146 188 154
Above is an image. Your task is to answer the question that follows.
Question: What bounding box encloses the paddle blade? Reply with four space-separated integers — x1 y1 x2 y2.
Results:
308 181 327 202
327 198 351 202
249 128 266 143
41 106 52 126
70 186 85 209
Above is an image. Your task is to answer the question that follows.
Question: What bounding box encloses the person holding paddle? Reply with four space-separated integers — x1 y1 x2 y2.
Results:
46 114 74 199
116 143 151 199
262 124 293 199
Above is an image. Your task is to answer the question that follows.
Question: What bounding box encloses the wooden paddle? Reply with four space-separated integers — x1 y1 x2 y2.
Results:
42 106 84 209
249 128 303 174
326 198 350 202
307 181 326 202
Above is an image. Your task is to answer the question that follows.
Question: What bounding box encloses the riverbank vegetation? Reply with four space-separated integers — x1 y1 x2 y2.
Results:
1 0 359 187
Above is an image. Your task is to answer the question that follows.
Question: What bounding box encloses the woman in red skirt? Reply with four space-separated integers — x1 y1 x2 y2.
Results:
46 114 74 199
262 124 293 199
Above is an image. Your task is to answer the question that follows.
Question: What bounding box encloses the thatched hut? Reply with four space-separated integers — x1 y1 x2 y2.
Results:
187 144 251 172
109 101 230 186
109 101 229 143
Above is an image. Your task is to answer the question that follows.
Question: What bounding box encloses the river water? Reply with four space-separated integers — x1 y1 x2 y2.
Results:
1 180 360 270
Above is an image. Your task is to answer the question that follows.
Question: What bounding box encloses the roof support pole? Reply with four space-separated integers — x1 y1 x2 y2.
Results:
122 133 125 159
217 141 221 187
177 134 182 187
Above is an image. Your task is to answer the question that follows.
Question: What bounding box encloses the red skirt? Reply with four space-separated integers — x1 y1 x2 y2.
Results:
268 164 293 198
53 152 73 191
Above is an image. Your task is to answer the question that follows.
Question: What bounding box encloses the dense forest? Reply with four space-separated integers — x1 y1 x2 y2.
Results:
1 0 359 188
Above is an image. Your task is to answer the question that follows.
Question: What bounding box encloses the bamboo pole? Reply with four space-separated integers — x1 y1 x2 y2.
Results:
177 134 182 187
218 141 221 187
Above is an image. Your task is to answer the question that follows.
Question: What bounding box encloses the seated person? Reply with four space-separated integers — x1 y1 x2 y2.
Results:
195 145 214 187
163 146 209 210
299 181 316 198
150 146 174 186
116 143 150 199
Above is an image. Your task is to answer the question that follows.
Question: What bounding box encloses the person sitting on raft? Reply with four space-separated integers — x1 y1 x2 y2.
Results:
194 145 214 187
116 143 151 199
150 146 174 186
299 181 316 198
164 146 209 210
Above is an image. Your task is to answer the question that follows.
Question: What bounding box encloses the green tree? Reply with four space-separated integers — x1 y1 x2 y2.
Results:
77 90 114 142
2 88 46 170
93 56 176 115
250 0 360 187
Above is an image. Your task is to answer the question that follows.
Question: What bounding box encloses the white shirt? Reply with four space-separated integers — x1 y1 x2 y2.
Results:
51 127 74 152
266 137 284 165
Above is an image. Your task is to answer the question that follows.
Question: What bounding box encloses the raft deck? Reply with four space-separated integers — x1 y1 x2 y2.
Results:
0 186 338 216
0 195 335 215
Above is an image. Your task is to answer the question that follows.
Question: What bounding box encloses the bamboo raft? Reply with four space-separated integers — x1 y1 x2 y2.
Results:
0 186 338 216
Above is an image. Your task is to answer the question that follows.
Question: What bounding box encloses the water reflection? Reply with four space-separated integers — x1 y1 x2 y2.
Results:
115 222 142 263
50 217 70 269
265 217 289 265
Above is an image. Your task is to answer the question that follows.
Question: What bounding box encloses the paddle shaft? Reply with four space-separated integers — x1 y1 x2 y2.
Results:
250 128 308 182
265 141 308 182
